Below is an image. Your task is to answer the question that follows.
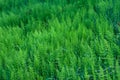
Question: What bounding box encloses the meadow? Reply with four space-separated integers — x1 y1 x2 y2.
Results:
0 0 120 80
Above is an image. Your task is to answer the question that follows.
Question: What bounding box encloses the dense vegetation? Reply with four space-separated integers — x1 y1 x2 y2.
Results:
0 0 120 80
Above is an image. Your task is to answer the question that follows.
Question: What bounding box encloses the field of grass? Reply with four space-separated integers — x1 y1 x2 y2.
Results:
0 0 120 80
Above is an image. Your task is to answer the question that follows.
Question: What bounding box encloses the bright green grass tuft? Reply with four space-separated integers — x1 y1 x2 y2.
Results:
0 0 120 80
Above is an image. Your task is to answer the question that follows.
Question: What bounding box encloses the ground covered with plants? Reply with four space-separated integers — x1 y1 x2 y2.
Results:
0 0 120 80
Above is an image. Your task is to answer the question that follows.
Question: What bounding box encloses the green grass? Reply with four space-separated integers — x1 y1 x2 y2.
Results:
0 0 120 80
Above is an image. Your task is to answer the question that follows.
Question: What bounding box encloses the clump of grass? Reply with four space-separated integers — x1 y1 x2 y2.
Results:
0 0 120 80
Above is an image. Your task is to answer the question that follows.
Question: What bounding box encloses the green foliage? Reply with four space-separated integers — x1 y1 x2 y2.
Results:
0 0 120 80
